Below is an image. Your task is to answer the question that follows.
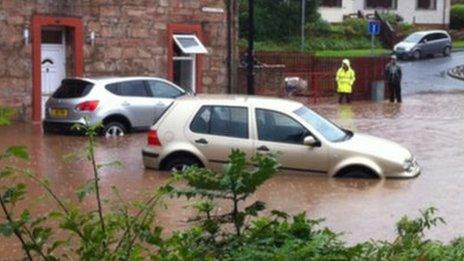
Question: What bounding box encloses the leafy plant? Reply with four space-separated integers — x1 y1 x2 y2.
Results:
174 150 280 237
451 4 464 29
0 114 173 260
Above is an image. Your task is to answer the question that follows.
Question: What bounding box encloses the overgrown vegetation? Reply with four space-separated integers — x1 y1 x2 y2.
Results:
2 109 464 259
451 4 464 29
238 1 420 55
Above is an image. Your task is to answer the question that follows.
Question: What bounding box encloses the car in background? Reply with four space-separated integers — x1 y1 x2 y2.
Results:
393 30 452 60
142 95 421 179
43 76 186 137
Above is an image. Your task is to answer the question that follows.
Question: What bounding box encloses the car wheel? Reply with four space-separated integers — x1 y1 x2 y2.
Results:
164 156 201 173
443 46 451 57
338 168 378 179
103 122 126 137
412 50 421 60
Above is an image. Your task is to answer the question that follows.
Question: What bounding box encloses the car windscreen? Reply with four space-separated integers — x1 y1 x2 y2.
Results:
52 79 94 99
294 106 348 142
403 33 423 43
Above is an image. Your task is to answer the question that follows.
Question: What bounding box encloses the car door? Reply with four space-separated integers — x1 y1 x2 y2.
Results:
253 108 329 175
186 105 253 172
118 80 157 128
425 33 440 55
429 33 441 54
146 80 184 125
437 33 449 53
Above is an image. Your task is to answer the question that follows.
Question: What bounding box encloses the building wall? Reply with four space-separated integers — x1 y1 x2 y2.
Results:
320 0 450 26
0 0 235 121
319 0 355 23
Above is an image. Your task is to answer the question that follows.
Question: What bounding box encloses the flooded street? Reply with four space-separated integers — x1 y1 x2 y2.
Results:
1 91 464 258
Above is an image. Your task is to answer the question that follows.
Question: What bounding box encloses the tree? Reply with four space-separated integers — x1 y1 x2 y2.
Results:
239 0 321 41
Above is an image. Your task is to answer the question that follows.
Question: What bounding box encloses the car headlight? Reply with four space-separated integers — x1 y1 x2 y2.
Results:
403 158 416 172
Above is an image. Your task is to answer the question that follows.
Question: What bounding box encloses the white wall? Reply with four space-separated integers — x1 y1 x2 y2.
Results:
319 0 450 25
395 0 450 25
319 0 356 23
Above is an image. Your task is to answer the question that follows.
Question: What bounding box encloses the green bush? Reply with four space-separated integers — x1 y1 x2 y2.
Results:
306 18 332 37
239 0 321 41
379 12 403 26
451 4 464 29
342 18 369 38
398 22 415 35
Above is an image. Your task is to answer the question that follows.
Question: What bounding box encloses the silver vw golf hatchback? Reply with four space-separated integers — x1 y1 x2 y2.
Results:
43 76 186 136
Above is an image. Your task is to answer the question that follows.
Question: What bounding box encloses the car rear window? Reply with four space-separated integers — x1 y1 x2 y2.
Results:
52 79 94 98
105 81 150 97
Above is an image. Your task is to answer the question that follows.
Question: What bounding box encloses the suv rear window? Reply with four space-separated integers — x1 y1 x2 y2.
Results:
190 106 249 139
105 81 150 97
52 79 93 98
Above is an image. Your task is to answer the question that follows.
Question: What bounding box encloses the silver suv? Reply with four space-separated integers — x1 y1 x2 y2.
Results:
43 76 186 136
394 30 452 60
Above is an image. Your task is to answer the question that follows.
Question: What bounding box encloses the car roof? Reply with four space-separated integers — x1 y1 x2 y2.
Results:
411 30 449 36
67 76 174 85
175 94 305 112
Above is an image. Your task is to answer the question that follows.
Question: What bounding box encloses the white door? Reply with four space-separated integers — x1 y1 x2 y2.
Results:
41 43 66 119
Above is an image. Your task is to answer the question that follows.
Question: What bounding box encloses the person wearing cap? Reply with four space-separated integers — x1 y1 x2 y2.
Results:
385 55 402 103
336 59 356 104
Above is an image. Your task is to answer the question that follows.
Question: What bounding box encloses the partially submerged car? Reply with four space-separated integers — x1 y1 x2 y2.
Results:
43 76 186 136
142 95 420 179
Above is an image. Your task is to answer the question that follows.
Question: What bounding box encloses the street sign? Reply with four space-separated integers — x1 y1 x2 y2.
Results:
368 20 381 35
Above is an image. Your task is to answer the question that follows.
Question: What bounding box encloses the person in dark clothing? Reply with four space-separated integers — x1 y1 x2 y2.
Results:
385 55 402 103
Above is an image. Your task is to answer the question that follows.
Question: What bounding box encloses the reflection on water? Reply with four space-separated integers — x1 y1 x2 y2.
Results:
1 92 464 258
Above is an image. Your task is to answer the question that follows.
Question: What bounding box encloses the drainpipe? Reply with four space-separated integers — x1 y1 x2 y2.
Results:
227 0 232 93
246 0 255 95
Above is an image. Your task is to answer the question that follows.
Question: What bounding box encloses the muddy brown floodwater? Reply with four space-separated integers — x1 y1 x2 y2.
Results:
1 92 464 258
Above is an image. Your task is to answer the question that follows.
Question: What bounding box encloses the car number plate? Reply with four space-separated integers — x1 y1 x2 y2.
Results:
50 108 68 118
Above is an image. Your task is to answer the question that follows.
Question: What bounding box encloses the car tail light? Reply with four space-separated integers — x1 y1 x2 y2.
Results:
76 100 99 111
148 130 161 146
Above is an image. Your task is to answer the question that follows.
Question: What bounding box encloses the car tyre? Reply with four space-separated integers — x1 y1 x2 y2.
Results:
103 122 126 137
443 46 451 57
412 50 421 60
338 168 377 179
164 156 201 173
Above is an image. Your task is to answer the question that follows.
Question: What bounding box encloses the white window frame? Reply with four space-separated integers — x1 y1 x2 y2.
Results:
173 55 196 93
173 34 208 54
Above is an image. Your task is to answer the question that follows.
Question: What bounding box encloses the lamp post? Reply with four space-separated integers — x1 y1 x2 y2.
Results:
301 0 305 52
246 0 255 95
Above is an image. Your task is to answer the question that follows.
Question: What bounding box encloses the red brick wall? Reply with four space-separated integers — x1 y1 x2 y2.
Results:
237 65 286 96
0 0 235 120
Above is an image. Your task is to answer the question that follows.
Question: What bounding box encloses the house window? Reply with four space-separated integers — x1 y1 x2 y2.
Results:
417 0 436 10
321 0 342 7
365 0 397 9
172 34 207 93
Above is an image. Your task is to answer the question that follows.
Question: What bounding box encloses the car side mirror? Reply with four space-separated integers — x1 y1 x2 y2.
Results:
303 136 321 147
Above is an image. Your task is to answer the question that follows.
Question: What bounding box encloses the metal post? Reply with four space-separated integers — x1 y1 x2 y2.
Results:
371 33 374 56
301 0 305 52
247 0 255 95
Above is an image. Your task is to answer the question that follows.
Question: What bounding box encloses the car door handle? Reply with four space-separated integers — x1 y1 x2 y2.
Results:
122 101 130 106
257 145 269 152
195 138 208 144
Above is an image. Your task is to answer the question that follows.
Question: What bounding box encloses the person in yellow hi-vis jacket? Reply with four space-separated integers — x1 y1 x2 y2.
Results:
336 59 356 104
